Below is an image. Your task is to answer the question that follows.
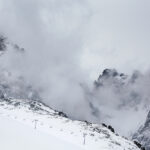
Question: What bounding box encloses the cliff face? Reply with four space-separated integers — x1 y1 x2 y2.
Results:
133 111 150 150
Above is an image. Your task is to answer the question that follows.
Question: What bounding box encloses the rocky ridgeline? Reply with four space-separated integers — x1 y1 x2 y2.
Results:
133 111 150 150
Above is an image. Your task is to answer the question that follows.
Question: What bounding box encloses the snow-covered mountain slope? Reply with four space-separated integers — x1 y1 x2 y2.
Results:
133 111 150 150
0 98 140 150
0 116 83 150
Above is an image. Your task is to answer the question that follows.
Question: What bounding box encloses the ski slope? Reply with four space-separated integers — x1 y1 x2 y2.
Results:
0 98 140 150
0 116 83 150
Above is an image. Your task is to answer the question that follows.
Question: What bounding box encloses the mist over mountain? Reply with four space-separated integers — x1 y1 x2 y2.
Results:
0 37 150 137
86 69 150 136
0 1 150 147
133 111 150 150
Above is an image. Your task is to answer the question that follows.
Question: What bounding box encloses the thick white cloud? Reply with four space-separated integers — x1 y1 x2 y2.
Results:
0 0 150 136
1 0 150 77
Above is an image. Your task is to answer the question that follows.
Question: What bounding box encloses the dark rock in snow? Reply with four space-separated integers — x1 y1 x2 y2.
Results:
134 141 142 148
108 125 115 133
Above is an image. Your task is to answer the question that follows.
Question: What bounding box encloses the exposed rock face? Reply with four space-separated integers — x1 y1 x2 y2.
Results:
133 111 150 150
0 35 6 52
94 69 128 88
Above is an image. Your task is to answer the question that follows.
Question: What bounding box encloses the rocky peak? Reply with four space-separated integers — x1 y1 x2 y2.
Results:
94 69 127 88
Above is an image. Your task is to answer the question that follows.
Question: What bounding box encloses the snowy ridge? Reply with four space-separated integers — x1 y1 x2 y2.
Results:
0 98 139 150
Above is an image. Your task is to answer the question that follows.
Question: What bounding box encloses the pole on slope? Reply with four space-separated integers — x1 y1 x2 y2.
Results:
83 133 87 145
33 119 38 129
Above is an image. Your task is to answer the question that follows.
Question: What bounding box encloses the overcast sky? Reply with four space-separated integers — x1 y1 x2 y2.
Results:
0 0 150 79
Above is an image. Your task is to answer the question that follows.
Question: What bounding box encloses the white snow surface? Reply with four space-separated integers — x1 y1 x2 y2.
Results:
0 98 139 150
0 116 83 150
